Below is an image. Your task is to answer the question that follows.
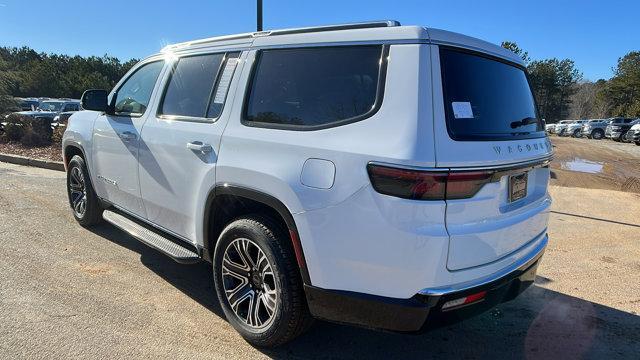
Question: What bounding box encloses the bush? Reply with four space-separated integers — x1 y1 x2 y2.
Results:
1 113 53 146
51 125 65 144
3 113 26 141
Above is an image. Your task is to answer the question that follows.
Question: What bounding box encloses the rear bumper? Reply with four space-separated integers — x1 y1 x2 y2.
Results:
305 234 547 332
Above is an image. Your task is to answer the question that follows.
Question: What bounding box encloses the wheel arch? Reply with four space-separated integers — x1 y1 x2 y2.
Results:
63 143 86 169
203 185 311 285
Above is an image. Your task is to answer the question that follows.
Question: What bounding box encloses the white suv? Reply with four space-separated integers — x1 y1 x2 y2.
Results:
62 21 552 347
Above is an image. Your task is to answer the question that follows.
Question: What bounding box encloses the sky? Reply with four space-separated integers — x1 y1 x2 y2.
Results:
0 0 638 80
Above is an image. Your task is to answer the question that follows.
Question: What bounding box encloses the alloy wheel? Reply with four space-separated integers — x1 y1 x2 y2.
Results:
222 238 278 329
69 166 87 218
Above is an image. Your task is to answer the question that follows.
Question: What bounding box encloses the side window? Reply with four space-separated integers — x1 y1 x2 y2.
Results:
113 61 164 116
244 46 385 129
160 52 240 119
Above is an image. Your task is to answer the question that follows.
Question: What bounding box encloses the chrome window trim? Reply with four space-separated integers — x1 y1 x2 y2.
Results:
367 154 553 173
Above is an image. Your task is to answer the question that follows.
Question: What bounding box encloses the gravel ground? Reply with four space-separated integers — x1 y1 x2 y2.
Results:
0 141 63 162
0 161 639 359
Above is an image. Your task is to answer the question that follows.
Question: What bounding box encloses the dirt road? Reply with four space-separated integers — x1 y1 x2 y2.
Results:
0 161 639 359
550 136 640 193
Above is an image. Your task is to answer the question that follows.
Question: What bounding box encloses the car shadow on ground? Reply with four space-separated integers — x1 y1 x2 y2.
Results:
89 224 640 359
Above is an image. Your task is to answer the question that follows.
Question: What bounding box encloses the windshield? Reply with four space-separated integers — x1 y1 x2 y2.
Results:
38 102 64 111
440 47 543 141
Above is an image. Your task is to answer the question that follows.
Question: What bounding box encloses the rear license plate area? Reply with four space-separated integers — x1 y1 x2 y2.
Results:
509 173 528 202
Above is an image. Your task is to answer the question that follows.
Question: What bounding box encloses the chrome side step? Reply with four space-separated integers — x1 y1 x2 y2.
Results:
102 210 200 264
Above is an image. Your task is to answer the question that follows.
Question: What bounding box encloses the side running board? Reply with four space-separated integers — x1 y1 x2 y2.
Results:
102 210 200 264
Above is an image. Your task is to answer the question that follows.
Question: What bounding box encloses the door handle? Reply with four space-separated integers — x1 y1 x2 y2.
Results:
187 141 213 153
119 131 137 141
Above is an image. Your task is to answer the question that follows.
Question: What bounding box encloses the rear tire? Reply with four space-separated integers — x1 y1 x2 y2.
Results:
213 215 313 347
572 129 581 138
66 155 102 227
591 129 604 140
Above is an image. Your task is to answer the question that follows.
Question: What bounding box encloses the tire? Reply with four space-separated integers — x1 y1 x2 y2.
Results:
592 129 604 140
66 155 102 227
635 141 640 146
572 129 581 138
213 215 313 347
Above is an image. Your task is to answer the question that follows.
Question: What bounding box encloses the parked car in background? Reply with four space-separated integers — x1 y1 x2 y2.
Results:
581 119 610 139
52 111 76 127
621 119 640 143
16 97 40 111
605 117 636 141
553 120 573 136
564 120 589 137
630 121 640 146
11 99 81 123
545 122 556 134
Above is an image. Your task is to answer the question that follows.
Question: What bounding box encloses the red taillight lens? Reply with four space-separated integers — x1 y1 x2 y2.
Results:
367 164 494 200
367 165 447 200
445 171 494 199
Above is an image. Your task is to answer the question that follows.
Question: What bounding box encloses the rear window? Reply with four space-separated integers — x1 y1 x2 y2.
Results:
244 46 385 130
440 47 544 141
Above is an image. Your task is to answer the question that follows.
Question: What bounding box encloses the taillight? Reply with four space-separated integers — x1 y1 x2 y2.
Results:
445 171 494 199
367 164 494 200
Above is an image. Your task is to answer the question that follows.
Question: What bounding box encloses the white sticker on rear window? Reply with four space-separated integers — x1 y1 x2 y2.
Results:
452 102 474 119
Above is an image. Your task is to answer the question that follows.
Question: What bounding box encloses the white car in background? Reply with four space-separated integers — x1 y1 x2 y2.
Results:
564 119 589 137
553 120 574 136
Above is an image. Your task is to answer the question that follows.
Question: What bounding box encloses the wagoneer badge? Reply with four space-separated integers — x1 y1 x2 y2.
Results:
492 139 552 156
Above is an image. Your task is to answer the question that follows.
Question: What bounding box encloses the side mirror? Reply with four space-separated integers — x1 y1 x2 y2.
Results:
81 89 109 112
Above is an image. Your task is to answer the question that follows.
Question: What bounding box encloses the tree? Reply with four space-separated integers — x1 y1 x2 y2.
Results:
501 41 530 64
0 46 138 99
599 51 640 117
527 58 582 121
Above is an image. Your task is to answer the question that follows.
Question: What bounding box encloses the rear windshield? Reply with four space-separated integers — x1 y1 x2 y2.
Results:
440 47 544 141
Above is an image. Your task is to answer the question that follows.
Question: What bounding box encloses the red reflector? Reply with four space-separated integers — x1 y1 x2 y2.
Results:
441 290 487 310
463 290 487 304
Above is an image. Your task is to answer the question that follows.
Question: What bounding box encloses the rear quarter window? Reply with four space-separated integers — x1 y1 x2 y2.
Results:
440 47 544 141
243 46 386 130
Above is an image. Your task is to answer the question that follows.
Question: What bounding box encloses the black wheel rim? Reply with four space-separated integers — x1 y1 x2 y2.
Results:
69 166 87 218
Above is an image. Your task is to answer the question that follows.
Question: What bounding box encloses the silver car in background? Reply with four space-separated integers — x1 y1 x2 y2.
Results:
581 119 610 139
563 120 589 137
552 120 574 135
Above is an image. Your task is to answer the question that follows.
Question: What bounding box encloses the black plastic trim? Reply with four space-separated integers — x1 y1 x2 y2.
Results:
305 254 542 333
203 185 312 285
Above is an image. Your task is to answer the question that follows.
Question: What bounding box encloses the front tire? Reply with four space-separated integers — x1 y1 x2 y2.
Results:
66 155 102 227
572 129 581 138
213 216 313 347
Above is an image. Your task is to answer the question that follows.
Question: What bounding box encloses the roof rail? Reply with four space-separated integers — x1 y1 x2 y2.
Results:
163 20 401 51
267 20 401 36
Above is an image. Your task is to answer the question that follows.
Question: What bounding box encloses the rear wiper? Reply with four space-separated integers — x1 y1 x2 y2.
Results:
510 117 538 129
